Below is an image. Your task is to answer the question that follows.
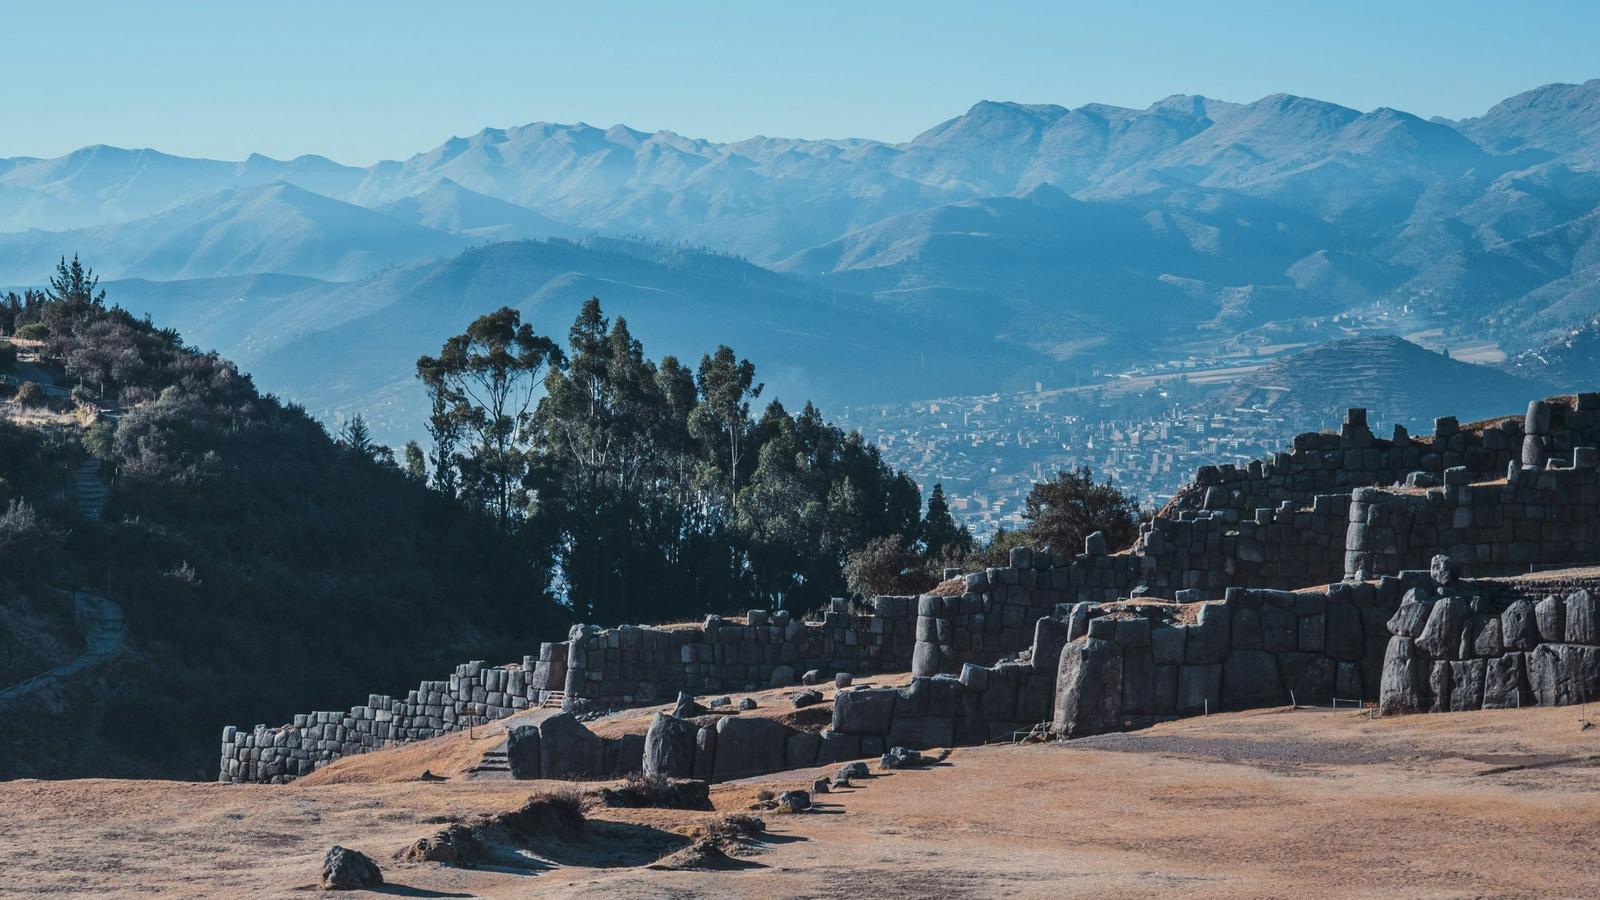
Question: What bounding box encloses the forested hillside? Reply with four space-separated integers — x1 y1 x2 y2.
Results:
0 259 1008 778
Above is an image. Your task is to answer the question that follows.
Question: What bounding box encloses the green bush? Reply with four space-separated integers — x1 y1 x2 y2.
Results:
14 381 45 407
0 341 15 370
14 323 48 340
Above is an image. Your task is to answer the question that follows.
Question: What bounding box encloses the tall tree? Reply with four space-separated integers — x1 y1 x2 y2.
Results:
689 346 762 510
920 482 971 560
416 307 563 525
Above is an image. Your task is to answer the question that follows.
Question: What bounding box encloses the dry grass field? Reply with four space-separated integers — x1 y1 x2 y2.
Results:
5 704 1600 898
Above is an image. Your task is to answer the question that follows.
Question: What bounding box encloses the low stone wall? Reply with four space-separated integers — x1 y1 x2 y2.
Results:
565 596 916 708
220 647 568 784
1379 564 1600 715
220 598 913 784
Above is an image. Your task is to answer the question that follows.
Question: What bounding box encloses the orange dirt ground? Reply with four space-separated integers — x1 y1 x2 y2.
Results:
5 705 1600 898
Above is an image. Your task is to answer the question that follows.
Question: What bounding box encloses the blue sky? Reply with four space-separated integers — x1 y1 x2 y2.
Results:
4 1 1597 164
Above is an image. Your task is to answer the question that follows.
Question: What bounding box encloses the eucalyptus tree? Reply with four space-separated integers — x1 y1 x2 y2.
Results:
416 306 563 526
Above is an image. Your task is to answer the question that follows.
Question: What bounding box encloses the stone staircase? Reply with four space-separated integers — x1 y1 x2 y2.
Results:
464 746 512 778
73 459 110 521
540 690 566 709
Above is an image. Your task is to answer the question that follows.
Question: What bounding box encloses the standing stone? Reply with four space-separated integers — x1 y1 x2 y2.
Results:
1387 590 1435 639
1448 659 1485 711
1429 554 1457 586
1534 596 1566 644
1566 590 1599 645
1468 616 1503 659
1501 599 1541 651
834 672 853 689
1428 661 1453 713
642 712 699 779
911 641 942 677
1415 597 1468 659
802 669 823 686
1031 617 1069 674
1481 654 1528 709
1052 637 1123 737
1184 604 1232 665
1380 638 1425 715
712 716 789 781
1151 625 1186 665
506 725 541 780
692 726 717 780
537 713 606 779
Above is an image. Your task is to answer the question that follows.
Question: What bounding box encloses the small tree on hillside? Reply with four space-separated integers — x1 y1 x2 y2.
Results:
1020 466 1140 556
844 533 934 598
920 482 972 561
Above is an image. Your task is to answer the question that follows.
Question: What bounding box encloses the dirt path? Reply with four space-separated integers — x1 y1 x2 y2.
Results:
5 706 1600 897
0 591 125 705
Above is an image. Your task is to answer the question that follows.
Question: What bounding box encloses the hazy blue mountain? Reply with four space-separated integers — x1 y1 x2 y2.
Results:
201 238 1045 440
1453 78 1600 163
373 178 575 242
0 145 366 231
1212 335 1554 429
4 78 1600 422
0 182 467 282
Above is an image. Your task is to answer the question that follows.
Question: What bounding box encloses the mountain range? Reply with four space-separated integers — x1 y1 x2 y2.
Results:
7 78 1600 434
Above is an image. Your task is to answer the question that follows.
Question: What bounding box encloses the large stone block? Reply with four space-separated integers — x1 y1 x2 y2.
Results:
1121 647 1157 716
1260 603 1298 652
1052 637 1123 737
814 729 862 764
1501 599 1541 651
1184 604 1232 665
641 712 698 779
1325 602 1364 661
1535 596 1566 644
1379 638 1425 715
1222 650 1283 709
712 716 790 781
1175 663 1222 713
506 725 541 780
1481 653 1527 709
692 726 717 781
1415 597 1468 659
1387 590 1434 639
537 713 606 779
832 687 898 736
1566 590 1600 646
786 730 821 769
1151 625 1186 665
1447 659 1485 712
1277 652 1334 705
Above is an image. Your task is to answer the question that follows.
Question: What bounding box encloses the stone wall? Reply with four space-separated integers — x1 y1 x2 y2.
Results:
1345 455 1600 581
1050 579 1405 737
220 598 913 784
564 596 916 708
1379 564 1600 715
1171 394 1600 516
220 646 568 784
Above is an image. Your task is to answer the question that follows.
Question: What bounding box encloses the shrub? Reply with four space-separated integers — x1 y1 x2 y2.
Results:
83 420 116 460
0 341 15 370
14 381 45 408
14 323 48 340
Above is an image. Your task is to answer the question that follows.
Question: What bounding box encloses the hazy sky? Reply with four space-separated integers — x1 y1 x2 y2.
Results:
5 1 1597 164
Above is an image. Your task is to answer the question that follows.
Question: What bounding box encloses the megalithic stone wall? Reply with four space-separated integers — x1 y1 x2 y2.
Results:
1379 561 1600 715
560 596 917 708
